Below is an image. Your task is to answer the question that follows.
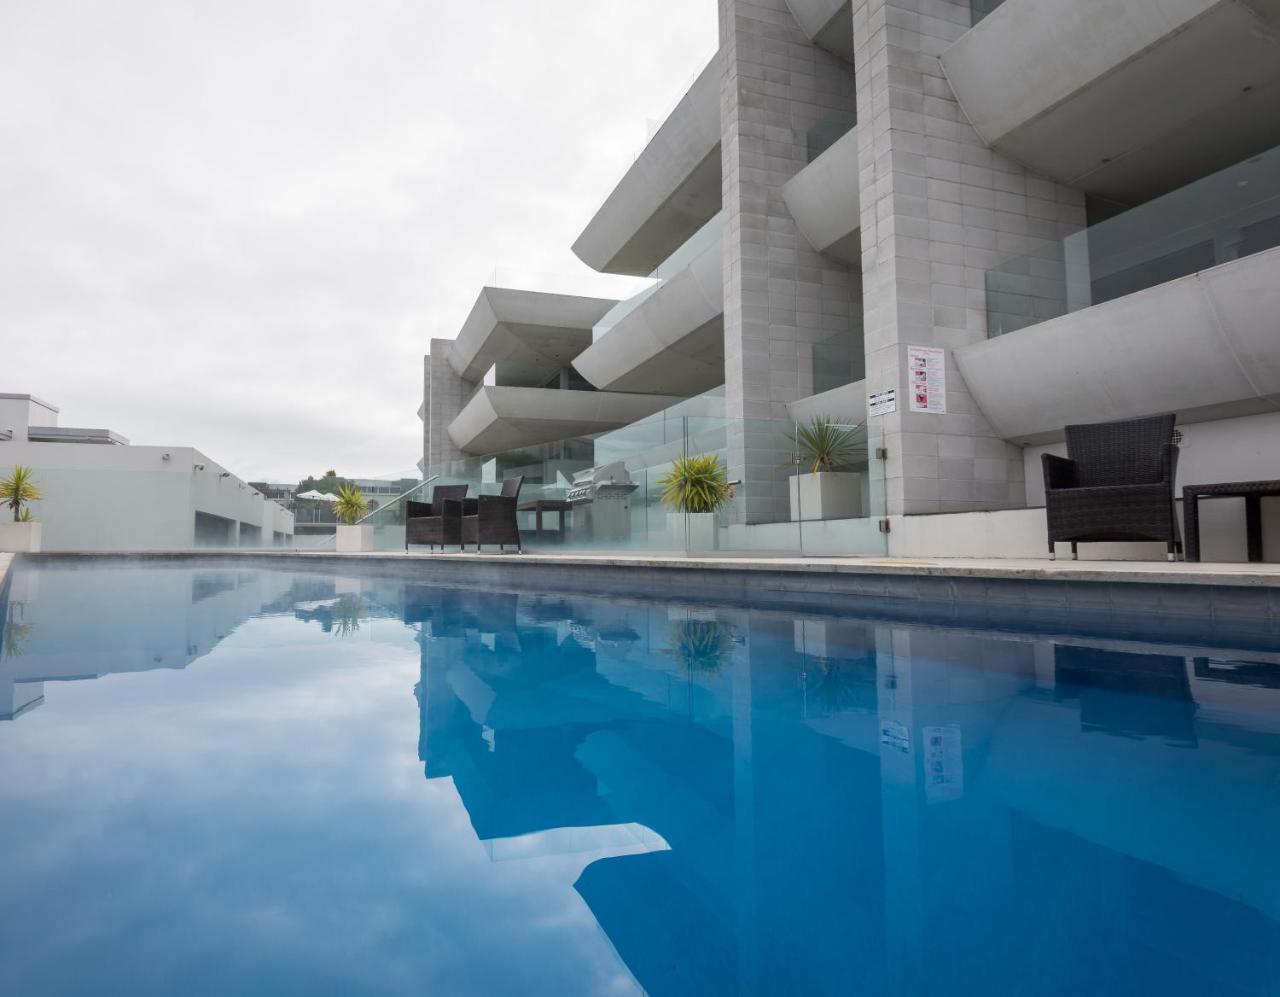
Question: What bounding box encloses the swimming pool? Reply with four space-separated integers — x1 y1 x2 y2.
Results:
1 560 1278 995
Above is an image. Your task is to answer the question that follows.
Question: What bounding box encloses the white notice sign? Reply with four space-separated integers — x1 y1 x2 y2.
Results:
867 388 897 418
907 345 946 414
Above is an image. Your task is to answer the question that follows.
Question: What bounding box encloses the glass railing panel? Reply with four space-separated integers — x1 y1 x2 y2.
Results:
592 212 723 342
971 0 1007 25
811 332 865 395
806 106 858 163
987 145 1280 337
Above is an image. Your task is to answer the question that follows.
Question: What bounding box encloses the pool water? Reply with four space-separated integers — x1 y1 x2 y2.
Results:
1 562 1279 996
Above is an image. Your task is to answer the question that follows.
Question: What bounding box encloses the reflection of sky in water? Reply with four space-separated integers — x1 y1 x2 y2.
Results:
2 563 1280 995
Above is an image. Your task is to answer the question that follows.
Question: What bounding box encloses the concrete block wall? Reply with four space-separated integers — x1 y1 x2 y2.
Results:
422 355 431 474
427 339 473 470
719 0 862 523
851 0 1086 516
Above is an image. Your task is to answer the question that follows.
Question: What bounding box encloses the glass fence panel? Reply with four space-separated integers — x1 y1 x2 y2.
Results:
987 145 1280 337
806 106 858 163
592 212 723 343
970 0 1007 25
812 332 865 396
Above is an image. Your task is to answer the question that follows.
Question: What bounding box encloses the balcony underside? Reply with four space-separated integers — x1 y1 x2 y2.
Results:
955 247 1280 444
942 0 1280 204
447 386 681 456
574 236 725 396
782 124 861 263
784 0 853 61
572 54 723 276
449 287 618 386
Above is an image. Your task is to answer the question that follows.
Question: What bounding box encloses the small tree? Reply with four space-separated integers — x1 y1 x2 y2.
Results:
0 466 41 522
333 483 368 525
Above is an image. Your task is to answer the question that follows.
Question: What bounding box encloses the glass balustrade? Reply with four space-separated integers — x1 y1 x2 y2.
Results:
811 331 865 396
806 106 858 163
986 146 1280 337
592 211 724 342
971 0 1007 25
372 409 886 558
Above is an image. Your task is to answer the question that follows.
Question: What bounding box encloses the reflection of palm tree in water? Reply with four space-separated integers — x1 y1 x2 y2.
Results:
662 618 737 676
2 602 33 658
805 658 861 715
331 594 364 637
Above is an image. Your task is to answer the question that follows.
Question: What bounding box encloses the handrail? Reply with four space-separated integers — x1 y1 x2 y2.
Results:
355 475 439 525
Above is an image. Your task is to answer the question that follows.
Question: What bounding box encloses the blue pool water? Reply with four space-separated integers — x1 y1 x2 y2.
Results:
1 562 1279 996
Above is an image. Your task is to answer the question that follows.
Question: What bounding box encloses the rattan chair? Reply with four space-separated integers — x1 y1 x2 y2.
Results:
462 476 524 552
1042 414 1181 561
405 484 468 551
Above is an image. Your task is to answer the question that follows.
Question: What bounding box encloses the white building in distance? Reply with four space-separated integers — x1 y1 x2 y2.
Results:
0 393 294 551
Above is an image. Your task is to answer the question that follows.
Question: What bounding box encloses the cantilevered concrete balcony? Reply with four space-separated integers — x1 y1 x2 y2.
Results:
784 0 853 61
955 246 1280 443
572 53 722 276
447 386 681 456
782 124 861 263
942 0 1280 204
574 230 725 397
448 287 619 386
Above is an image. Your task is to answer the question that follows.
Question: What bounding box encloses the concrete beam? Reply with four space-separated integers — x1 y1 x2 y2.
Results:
574 232 725 395
942 0 1280 203
955 246 1280 442
572 53 723 276
447 386 682 456
449 287 618 385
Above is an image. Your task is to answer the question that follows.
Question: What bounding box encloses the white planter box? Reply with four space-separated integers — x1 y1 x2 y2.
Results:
668 512 719 552
335 524 374 553
789 472 863 522
0 522 42 553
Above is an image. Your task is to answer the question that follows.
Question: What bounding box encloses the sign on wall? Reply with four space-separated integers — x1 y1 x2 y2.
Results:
867 387 897 418
907 345 946 415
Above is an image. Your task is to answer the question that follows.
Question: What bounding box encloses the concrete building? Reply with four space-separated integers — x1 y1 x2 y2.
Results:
0 393 294 551
419 0 1280 559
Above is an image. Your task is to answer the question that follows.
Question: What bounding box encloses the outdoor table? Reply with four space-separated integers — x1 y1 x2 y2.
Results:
1182 480 1280 562
517 499 571 542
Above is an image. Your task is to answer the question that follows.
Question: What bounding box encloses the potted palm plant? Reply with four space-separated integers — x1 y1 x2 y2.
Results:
333 483 371 552
658 453 731 551
0 466 42 552
788 417 866 522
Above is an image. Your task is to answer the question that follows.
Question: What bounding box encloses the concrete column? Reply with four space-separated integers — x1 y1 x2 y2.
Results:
421 355 431 474
852 0 1086 515
719 0 860 523
427 339 474 470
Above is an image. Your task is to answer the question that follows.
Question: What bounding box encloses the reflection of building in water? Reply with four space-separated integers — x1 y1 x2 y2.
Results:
0 567 332 721
408 584 1280 996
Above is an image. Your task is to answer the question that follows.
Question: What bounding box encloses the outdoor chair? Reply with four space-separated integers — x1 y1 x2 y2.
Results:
462 476 524 552
1042 413 1181 561
405 484 468 551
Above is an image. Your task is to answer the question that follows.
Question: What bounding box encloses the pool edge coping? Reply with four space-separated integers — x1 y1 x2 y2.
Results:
19 549 1280 589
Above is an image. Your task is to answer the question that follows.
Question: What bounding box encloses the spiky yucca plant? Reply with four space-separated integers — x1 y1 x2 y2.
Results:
333 483 368 525
0 466 40 522
658 454 731 514
794 418 866 474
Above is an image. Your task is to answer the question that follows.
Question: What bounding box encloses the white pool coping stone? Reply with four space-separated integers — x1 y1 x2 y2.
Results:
24 549 1280 589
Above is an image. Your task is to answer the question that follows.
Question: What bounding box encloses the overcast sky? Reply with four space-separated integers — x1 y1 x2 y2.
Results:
0 1 718 482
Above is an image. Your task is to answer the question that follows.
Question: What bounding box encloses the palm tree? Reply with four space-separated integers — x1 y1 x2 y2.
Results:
658 454 731 513
0 466 41 522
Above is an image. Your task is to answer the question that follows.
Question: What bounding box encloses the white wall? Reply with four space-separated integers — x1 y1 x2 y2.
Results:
0 440 293 551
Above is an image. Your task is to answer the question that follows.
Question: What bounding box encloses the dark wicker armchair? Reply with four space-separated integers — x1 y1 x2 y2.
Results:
462 476 524 552
405 484 468 551
1042 414 1181 561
